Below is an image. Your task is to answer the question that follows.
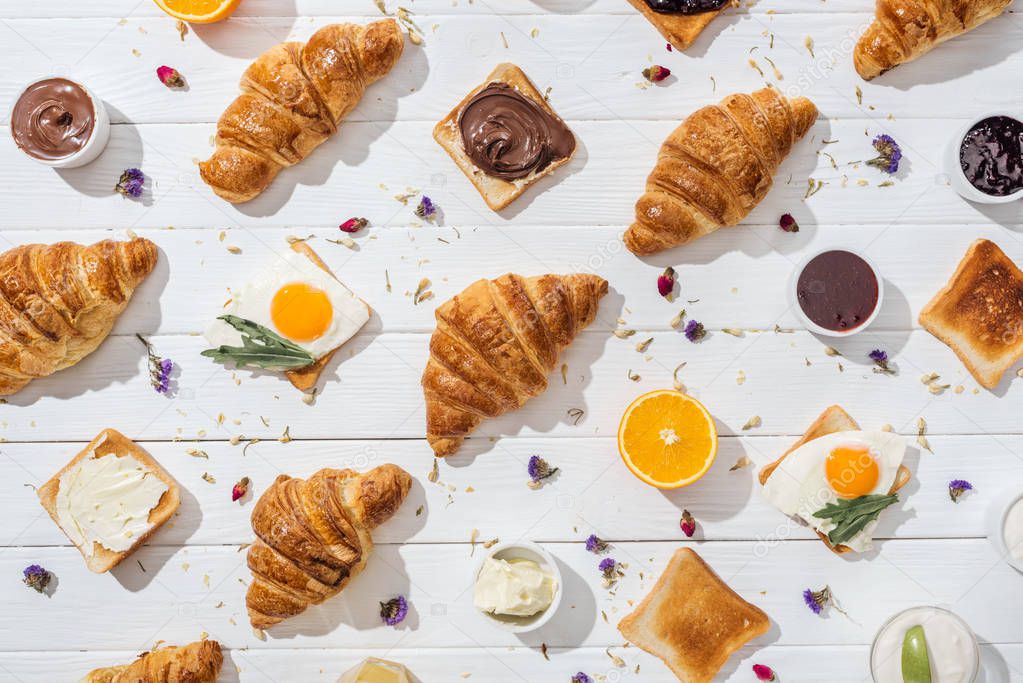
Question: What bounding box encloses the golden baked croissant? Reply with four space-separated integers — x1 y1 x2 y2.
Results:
624 88 817 256
246 464 412 629
80 639 222 683
199 19 405 203
854 0 1011 80
0 238 158 396
422 273 608 457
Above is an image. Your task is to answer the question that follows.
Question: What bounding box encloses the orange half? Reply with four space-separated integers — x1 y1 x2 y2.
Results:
153 0 241 23
617 390 718 489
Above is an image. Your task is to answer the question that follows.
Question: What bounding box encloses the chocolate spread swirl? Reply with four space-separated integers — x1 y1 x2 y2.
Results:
644 0 729 14
458 82 575 181
11 78 95 161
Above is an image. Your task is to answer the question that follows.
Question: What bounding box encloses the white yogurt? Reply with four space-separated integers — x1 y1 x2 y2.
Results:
870 606 979 683
1003 496 1023 561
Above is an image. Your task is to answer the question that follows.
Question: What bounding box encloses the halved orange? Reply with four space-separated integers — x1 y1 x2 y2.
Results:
153 0 241 23
617 390 718 489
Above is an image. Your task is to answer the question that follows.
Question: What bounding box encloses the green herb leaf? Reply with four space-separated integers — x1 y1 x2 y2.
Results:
811 493 899 546
200 315 315 370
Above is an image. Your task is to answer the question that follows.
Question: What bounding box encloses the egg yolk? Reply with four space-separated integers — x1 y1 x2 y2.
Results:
270 282 332 342
825 445 880 498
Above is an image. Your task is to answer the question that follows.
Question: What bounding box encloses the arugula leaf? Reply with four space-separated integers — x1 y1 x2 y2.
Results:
201 315 315 370
812 493 899 546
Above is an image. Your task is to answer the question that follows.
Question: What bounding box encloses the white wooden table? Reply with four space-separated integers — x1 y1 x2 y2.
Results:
2 1 1022 681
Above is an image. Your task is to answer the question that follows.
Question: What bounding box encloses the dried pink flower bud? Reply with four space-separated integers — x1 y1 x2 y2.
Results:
657 266 676 298
753 664 776 681
779 213 799 232
339 217 368 233
232 477 250 502
680 509 696 537
642 65 671 83
157 65 185 88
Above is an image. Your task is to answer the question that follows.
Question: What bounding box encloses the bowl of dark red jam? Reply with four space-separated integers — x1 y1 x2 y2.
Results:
790 248 884 337
948 113 1023 204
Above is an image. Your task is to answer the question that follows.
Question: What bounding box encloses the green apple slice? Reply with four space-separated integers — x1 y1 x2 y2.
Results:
901 624 932 683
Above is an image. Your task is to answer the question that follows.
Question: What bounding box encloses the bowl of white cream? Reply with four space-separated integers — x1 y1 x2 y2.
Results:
987 485 1023 572
472 541 562 633
869 605 979 683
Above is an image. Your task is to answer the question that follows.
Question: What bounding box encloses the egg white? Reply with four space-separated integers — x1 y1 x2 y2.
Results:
762 430 906 552
204 250 370 360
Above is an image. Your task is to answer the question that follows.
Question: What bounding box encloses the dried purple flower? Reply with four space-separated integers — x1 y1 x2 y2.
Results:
115 168 145 199
380 595 408 626
528 455 559 483
869 349 895 375
752 663 777 681
680 509 696 538
867 134 902 174
803 585 847 617
572 674 593 683
156 65 185 88
684 319 706 343
585 534 608 554
137 334 173 394
598 557 617 577
23 564 51 593
657 266 676 298
415 195 436 220
642 65 671 82
339 217 368 233
779 213 799 232
949 479 973 503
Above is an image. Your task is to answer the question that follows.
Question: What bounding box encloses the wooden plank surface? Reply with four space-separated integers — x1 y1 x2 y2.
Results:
2 1 1022 682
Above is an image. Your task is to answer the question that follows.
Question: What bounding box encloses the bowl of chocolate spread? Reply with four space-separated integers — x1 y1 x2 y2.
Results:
9 77 110 168
789 247 884 337
947 112 1023 204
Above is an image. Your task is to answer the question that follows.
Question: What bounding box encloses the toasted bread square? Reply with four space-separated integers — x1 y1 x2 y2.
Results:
758 405 912 555
282 240 372 392
37 429 179 573
625 0 731 51
618 548 769 682
919 239 1023 390
433 63 576 211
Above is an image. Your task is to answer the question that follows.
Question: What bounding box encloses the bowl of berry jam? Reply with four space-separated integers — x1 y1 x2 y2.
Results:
789 247 884 337
948 113 1023 204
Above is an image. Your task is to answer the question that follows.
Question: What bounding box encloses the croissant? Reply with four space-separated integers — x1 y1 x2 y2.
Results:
80 639 222 683
199 19 405 203
0 238 158 396
246 464 412 629
624 88 817 256
422 273 608 457
854 0 1011 80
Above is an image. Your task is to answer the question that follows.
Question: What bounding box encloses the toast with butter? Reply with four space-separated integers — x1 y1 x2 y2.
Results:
38 428 179 573
618 548 769 682
919 239 1023 390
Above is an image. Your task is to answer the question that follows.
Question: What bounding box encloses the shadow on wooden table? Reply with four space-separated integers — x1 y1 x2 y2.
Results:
111 483 203 591
514 555 597 649
189 5 298 60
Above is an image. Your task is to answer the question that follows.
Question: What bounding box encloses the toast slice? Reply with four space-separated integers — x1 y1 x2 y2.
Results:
38 429 180 573
919 239 1023 390
618 548 769 682
758 405 912 555
433 63 576 211
625 0 733 51
283 240 372 392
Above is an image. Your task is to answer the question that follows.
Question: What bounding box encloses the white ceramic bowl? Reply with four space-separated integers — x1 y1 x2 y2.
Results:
788 246 885 337
472 541 563 633
945 111 1023 205
869 606 979 683
9 76 110 169
986 484 1023 572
